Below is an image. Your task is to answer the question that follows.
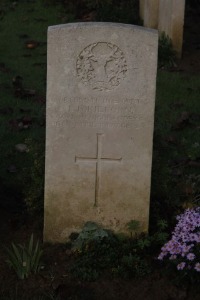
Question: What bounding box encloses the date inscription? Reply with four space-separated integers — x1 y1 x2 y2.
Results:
50 97 150 129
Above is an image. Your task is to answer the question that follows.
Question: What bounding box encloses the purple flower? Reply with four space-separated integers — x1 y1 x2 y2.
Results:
186 253 195 261
194 263 200 272
177 262 186 270
158 253 164 260
189 233 198 242
158 207 200 272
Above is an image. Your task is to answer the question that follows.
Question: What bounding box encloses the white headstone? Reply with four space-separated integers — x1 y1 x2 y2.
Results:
44 22 158 243
140 0 185 58
143 0 159 29
158 0 185 58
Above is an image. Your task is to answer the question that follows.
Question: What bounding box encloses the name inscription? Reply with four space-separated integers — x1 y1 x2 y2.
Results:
51 97 150 129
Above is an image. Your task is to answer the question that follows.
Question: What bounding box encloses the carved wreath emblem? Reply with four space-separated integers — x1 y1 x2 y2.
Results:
76 42 127 91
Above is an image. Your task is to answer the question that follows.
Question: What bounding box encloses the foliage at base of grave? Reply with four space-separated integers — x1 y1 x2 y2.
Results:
5 234 43 279
71 222 110 250
70 236 151 281
69 221 169 281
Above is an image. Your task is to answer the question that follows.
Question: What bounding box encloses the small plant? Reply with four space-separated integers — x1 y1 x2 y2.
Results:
70 222 151 281
116 253 151 278
151 219 169 246
5 234 43 279
71 221 109 250
158 32 177 68
158 207 200 277
126 219 140 237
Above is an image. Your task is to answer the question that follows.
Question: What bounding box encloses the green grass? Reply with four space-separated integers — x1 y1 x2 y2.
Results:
0 0 62 89
151 71 200 227
0 0 65 206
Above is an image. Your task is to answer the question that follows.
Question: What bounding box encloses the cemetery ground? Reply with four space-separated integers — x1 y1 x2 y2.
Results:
0 0 200 299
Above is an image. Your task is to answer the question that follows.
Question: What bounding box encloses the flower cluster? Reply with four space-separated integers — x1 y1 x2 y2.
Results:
158 207 200 272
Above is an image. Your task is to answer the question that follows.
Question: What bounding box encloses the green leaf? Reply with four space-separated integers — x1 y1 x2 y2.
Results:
32 240 39 271
28 233 34 256
5 247 24 279
126 220 140 231
32 242 43 273
12 243 23 264
5 234 43 279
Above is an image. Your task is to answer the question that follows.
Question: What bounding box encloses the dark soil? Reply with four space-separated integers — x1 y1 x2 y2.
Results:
0 2 200 300
0 210 199 300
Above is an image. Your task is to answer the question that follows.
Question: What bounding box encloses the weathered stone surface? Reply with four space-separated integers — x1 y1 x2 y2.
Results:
44 22 158 243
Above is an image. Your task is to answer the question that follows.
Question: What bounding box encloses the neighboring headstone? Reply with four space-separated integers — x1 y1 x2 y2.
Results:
143 0 159 29
44 22 158 243
139 0 145 20
158 0 185 58
140 0 185 58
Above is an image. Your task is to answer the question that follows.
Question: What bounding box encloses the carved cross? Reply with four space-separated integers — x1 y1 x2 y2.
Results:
75 133 122 207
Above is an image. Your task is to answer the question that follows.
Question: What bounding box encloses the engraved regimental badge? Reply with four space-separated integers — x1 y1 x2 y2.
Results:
76 42 127 91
